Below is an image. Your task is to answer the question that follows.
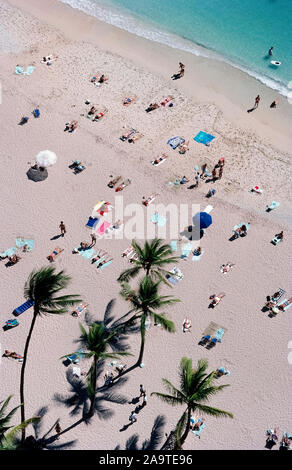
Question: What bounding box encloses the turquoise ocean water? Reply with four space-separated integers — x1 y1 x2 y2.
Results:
60 0 292 97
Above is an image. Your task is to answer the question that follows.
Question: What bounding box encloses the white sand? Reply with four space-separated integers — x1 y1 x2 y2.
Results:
0 0 291 450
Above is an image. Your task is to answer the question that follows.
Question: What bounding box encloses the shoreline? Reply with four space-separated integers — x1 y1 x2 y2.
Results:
7 0 292 156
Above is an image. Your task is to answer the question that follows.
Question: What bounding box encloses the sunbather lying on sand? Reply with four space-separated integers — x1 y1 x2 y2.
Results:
220 262 235 273
4 350 23 361
64 121 78 133
160 96 173 106
93 109 108 121
128 133 143 143
123 97 136 106
146 103 159 113
182 318 192 333
8 254 21 265
91 249 108 264
152 154 168 166
96 257 113 269
234 224 248 237
108 176 122 188
91 74 109 84
209 293 225 307
190 418 204 430
87 106 97 117
179 141 189 154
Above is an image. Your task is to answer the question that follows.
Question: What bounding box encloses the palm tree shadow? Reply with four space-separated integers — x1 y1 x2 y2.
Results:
116 415 166 449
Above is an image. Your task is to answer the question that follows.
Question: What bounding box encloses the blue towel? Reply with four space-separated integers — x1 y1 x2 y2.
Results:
15 66 24 75
85 217 98 229
214 328 225 341
33 109 40 118
100 260 112 269
79 248 95 259
1 247 17 257
194 131 215 145
24 66 35 75
170 240 177 252
167 136 185 149
16 238 34 251
14 299 34 316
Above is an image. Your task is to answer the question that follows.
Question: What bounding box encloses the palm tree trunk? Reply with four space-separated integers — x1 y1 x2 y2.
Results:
136 314 146 366
178 407 192 448
88 356 97 417
20 310 38 442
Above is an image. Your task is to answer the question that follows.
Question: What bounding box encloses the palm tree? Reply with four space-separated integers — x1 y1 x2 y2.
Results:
118 239 179 284
120 276 179 366
0 395 39 450
20 267 81 442
70 322 130 418
151 357 233 449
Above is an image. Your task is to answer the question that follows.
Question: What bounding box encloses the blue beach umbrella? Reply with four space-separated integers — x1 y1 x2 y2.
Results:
193 212 213 229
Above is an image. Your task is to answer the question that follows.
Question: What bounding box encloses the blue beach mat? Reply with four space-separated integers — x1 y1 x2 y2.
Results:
194 131 215 145
167 136 185 149
214 328 225 342
15 66 24 75
16 238 34 251
150 213 167 227
24 66 35 75
100 260 113 269
78 248 95 259
0 247 17 258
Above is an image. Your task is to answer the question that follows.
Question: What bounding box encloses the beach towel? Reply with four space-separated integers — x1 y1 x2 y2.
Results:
15 66 24 75
78 248 95 259
97 221 111 236
85 217 98 229
0 247 17 258
167 136 185 149
214 328 225 342
15 238 34 251
267 201 280 211
181 242 193 258
170 240 177 252
23 66 35 76
150 213 167 227
99 260 113 270
194 131 215 145
194 165 200 171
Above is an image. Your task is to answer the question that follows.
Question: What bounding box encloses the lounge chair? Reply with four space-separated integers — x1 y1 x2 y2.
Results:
71 303 89 317
47 247 64 262
272 297 292 314
120 128 136 141
66 349 84 364
199 334 211 346
207 337 218 349
122 246 135 258
14 299 34 316
74 164 86 174
271 235 283 245
69 160 81 169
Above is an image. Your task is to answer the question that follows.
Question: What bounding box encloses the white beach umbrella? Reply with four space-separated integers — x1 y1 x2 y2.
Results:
36 150 57 168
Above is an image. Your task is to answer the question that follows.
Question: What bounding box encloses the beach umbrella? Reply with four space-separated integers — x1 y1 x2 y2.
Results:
36 150 57 168
193 211 212 229
27 167 48 182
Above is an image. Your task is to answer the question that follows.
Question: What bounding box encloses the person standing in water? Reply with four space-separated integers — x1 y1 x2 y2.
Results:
268 46 274 56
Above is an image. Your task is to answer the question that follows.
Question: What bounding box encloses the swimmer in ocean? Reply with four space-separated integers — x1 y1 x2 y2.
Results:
268 46 274 56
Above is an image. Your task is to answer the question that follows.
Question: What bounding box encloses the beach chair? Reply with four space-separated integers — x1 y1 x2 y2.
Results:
69 160 81 169
5 319 19 328
66 349 84 364
199 334 211 346
271 236 282 245
71 303 89 317
272 297 292 314
74 164 86 174
266 201 280 212
47 247 64 262
85 217 98 229
122 246 135 258
13 299 34 316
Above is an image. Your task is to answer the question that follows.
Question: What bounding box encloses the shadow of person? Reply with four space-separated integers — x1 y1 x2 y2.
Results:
50 234 62 241
180 226 203 241
171 73 181 80
247 107 256 113
128 397 140 405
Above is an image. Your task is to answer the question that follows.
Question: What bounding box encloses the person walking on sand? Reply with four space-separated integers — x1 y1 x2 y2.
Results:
212 168 217 181
200 163 207 179
90 233 97 246
270 100 278 109
129 411 137 424
254 95 260 109
59 221 66 237
139 384 146 398
55 422 61 439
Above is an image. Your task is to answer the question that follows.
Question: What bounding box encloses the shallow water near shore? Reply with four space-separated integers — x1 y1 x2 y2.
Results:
60 0 292 97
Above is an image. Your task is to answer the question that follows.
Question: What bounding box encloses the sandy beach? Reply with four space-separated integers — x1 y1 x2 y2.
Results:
0 0 291 451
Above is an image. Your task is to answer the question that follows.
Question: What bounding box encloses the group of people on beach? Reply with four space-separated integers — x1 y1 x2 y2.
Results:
248 94 278 113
